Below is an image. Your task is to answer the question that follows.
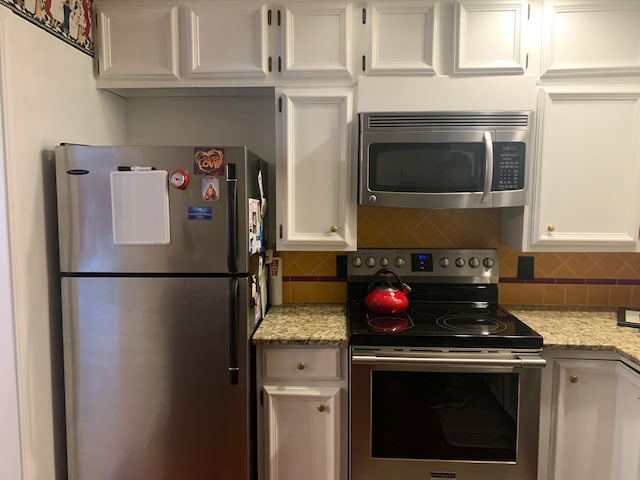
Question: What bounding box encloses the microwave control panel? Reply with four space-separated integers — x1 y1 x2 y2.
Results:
492 142 525 191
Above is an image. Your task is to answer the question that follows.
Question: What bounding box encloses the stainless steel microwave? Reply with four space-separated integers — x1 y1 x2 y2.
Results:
359 111 533 209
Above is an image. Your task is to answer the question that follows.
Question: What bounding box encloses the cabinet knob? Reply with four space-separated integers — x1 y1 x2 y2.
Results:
317 405 326 412
569 375 579 383
547 224 556 232
296 361 305 370
330 225 338 233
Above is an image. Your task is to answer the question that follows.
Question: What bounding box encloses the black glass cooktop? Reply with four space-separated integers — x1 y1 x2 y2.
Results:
348 302 543 349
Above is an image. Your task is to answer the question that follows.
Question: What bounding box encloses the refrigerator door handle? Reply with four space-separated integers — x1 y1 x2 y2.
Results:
228 277 240 385
226 164 238 274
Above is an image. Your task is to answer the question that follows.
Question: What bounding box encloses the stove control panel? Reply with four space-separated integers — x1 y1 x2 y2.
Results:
347 248 499 283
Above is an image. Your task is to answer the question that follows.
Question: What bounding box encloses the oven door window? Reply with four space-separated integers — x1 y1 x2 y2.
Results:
371 370 518 462
368 143 486 193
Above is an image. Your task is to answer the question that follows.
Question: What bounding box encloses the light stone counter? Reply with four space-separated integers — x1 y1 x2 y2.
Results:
505 305 640 366
252 304 348 345
253 303 640 366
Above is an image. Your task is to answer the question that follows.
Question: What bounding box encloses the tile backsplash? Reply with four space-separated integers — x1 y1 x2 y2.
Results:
279 207 640 306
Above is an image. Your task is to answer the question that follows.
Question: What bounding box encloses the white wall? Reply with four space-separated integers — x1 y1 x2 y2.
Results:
0 17 21 480
0 6 127 479
125 94 275 161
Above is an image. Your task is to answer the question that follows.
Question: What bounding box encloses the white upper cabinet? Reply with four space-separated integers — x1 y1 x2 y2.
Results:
275 87 356 251
362 0 439 75
541 0 640 78
96 1 357 87
453 0 529 74
277 2 354 79
182 2 269 80
96 4 180 81
519 86 640 252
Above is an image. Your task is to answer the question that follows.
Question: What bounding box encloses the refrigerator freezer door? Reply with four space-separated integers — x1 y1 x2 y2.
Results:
55 145 267 274
61 276 255 480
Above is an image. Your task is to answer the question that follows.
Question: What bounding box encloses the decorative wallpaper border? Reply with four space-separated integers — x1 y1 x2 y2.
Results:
1 0 93 55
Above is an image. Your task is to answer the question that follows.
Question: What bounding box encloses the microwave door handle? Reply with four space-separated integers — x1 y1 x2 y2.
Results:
481 131 494 203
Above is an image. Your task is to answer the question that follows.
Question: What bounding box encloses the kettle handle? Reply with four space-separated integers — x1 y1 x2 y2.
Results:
367 268 405 293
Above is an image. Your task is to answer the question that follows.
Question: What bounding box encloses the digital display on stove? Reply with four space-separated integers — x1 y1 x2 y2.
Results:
411 253 433 272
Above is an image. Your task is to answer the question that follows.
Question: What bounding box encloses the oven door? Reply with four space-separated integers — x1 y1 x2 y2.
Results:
350 349 545 480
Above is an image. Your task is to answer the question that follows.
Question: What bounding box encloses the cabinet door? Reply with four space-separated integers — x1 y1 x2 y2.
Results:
530 88 640 251
454 0 528 74
276 87 356 251
182 2 269 80
264 385 340 480
363 0 438 75
541 0 640 78
550 359 618 480
279 2 353 79
610 362 640 480
96 4 179 80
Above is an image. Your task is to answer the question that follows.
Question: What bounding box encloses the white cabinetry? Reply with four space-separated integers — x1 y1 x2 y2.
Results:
453 0 529 74
277 1 354 80
610 363 640 480
541 0 640 78
504 86 640 252
181 2 269 80
361 0 439 75
275 87 356 251
539 350 640 480
96 2 357 88
258 346 347 480
549 358 618 480
96 4 180 81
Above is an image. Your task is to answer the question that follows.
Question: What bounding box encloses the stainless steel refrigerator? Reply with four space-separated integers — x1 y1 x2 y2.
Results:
55 145 269 480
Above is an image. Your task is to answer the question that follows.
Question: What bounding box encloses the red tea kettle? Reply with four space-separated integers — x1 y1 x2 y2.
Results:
364 268 411 315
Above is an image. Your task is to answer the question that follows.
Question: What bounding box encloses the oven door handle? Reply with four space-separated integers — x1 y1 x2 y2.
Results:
351 354 546 369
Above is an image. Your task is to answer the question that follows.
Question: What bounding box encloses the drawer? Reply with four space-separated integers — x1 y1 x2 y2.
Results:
263 347 341 380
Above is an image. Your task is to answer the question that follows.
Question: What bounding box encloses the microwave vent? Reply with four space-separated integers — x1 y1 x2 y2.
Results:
366 112 529 129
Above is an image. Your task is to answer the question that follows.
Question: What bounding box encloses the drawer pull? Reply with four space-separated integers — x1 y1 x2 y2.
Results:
296 361 305 370
569 375 579 383
317 405 326 412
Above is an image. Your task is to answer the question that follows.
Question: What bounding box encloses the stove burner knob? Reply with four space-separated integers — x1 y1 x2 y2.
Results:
455 257 465 267
352 256 363 267
365 257 376 268
380 257 390 267
439 257 450 267
483 257 495 268
469 257 480 268
394 257 406 268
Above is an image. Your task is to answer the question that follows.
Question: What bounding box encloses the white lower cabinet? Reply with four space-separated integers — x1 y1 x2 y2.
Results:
258 346 348 480
539 350 640 480
610 362 640 480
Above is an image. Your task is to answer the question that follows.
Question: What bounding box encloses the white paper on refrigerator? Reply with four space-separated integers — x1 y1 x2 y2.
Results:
110 170 170 245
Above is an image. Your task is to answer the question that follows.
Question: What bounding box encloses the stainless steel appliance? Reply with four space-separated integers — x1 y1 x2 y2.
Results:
359 111 533 209
55 145 269 480
348 248 545 480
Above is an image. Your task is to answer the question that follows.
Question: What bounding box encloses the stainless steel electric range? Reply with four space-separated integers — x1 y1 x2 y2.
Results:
348 248 545 480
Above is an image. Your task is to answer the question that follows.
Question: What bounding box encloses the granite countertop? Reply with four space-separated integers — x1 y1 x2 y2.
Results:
252 304 348 345
505 305 640 366
253 303 640 366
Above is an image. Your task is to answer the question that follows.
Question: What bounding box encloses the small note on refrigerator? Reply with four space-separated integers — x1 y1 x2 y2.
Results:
248 198 263 254
110 171 170 245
